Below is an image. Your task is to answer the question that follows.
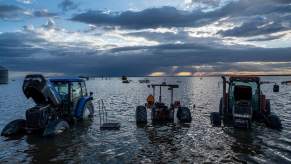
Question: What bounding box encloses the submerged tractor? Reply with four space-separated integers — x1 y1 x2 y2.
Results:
1 74 94 137
210 76 282 130
136 82 192 124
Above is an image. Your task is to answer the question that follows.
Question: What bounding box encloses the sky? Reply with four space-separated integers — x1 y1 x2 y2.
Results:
0 0 291 76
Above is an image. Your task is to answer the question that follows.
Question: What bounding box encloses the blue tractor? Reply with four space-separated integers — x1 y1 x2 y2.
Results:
1 74 94 137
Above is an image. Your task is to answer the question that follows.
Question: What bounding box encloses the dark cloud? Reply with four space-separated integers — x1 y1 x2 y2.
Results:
0 4 26 19
247 34 286 41
58 0 78 12
71 7 206 29
71 0 291 37
1 30 291 76
33 10 57 17
0 4 57 19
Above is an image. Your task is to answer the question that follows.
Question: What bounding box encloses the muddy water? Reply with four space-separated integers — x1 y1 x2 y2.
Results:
0 77 291 163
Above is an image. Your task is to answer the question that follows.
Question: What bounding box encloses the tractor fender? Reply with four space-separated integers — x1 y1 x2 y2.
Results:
74 97 93 119
1 119 26 137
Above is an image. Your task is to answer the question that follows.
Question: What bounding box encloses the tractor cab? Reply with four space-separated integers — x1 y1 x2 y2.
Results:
49 78 90 115
136 82 192 124
211 76 282 130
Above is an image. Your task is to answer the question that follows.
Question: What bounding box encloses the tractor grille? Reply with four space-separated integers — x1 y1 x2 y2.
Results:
26 106 49 129
234 101 252 114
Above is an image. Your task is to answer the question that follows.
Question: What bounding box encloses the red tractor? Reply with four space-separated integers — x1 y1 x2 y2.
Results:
211 76 282 130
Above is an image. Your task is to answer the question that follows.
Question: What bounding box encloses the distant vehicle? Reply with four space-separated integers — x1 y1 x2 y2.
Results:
1 74 94 137
121 76 130 83
210 76 282 130
136 82 192 124
122 80 130 83
138 79 150 83
281 80 291 85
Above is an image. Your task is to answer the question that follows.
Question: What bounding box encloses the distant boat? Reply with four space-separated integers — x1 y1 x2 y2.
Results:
121 76 130 83
139 79 150 83
281 80 291 85
122 80 130 83
121 76 127 81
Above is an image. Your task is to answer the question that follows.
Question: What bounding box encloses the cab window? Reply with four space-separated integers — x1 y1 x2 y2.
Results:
52 82 69 101
71 82 82 100
80 82 87 96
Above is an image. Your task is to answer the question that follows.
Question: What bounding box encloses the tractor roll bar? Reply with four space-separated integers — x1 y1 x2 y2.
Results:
148 83 179 104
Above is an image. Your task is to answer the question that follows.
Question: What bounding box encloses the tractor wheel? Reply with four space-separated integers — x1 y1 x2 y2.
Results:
136 106 147 124
210 112 221 127
82 101 94 120
1 119 26 137
43 120 70 137
265 99 271 115
177 107 192 123
266 114 282 130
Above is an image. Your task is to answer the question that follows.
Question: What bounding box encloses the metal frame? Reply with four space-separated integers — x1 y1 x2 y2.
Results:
149 83 179 105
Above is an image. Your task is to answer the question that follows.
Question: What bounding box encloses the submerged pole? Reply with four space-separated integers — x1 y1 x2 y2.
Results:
159 86 162 103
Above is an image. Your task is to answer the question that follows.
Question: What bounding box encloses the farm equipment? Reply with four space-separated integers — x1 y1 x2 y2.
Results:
1 74 94 137
210 76 282 130
136 82 192 124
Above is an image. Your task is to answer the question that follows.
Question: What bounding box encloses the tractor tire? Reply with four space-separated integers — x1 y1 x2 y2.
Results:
265 99 271 115
82 101 94 120
266 114 282 130
1 119 26 137
210 112 221 127
177 107 192 123
136 106 147 124
43 120 70 137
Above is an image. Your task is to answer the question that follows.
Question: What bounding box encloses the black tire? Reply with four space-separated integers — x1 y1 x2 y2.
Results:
1 119 26 137
210 112 221 127
266 114 282 130
177 107 192 123
136 106 147 124
43 120 69 136
265 99 271 115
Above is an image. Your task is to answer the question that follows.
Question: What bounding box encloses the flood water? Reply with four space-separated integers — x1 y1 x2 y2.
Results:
1 77 291 163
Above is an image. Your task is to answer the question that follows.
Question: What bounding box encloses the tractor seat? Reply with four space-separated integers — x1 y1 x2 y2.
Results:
155 102 166 108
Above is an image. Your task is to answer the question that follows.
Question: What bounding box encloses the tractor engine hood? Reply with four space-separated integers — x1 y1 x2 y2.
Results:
22 74 61 106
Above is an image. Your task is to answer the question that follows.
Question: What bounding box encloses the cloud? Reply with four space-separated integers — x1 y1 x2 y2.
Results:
0 4 27 19
71 6 206 29
1 25 291 76
247 33 286 41
33 9 57 17
17 0 33 4
0 4 57 20
1 0 291 76
58 0 78 12
70 0 291 38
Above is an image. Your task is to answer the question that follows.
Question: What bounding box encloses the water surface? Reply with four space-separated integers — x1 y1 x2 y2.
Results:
0 77 291 163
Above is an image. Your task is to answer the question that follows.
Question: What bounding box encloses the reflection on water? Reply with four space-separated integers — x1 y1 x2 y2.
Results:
0 77 291 163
